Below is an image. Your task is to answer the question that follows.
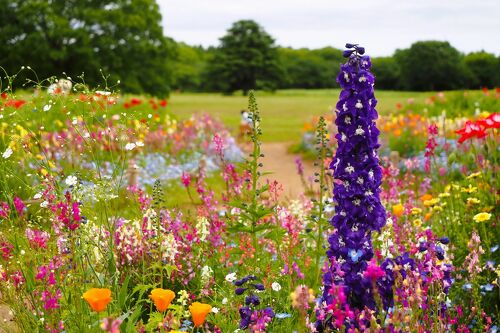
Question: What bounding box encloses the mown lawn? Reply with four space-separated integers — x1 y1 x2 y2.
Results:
168 89 434 142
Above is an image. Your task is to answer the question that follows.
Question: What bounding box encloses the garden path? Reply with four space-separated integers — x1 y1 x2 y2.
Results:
260 142 316 199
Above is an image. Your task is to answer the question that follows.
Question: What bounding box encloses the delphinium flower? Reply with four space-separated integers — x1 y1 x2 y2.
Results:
234 275 275 331
318 44 387 329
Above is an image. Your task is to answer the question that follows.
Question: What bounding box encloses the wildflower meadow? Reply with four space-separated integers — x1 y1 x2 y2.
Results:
0 44 498 333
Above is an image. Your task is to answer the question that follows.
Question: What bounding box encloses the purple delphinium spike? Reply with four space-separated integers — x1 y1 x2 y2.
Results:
318 45 387 329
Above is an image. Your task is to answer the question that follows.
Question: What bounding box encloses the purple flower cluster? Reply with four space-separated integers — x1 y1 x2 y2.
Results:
235 275 275 330
319 44 387 327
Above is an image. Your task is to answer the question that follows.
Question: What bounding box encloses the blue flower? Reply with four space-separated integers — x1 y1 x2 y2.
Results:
462 283 473 290
480 284 494 292
276 313 292 319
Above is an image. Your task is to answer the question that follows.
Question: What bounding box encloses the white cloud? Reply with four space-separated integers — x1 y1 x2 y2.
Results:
158 0 499 56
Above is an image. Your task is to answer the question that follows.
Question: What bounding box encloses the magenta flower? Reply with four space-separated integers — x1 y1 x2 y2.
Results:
0 202 9 219
181 171 192 187
13 196 26 216
364 259 385 281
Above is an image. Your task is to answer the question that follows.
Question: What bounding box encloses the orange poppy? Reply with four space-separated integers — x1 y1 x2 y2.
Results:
149 288 175 312
420 194 433 202
83 288 112 312
189 302 212 327
392 204 404 218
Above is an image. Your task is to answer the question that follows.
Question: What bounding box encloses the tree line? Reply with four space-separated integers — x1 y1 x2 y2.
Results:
1 1 499 96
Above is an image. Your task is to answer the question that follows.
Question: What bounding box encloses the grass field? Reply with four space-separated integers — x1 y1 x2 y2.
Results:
168 89 434 142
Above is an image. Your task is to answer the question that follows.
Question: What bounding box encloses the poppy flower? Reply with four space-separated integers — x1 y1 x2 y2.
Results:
149 288 175 312
420 194 433 202
83 288 112 312
392 204 404 217
189 302 212 327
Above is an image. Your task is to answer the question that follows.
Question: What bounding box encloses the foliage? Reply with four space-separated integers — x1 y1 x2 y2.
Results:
0 0 175 96
464 51 500 89
203 20 282 94
394 41 472 91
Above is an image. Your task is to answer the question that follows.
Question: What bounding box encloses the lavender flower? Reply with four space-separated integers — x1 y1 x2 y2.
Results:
318 44 387 329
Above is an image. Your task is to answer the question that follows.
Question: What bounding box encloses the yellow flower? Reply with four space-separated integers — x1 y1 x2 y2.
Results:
413 219 423 227
189 302 212 327
392 204 404 218
433 206 443 212
461 185 477 194
438 192 450 198
83 288 112 312
466 172 481 179
467 198 480 205
411 207 422 215
473 212 491 223
149 288 175 312
424 198 440 207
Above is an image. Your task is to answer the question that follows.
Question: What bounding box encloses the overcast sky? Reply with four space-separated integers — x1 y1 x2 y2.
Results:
157 0 499 56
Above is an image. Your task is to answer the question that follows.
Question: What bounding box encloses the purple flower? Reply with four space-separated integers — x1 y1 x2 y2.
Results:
318 45 388 330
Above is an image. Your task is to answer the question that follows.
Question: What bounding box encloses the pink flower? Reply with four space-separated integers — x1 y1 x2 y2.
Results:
364 259 385 281
13 196 26 216
0 202 9 219
213 133 224 156
181 171 192 187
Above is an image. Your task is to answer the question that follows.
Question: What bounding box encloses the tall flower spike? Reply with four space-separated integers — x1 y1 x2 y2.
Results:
318 44 386 329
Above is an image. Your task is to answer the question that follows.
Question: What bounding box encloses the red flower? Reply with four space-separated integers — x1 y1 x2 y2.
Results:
1 92 7 99
477 113 500 129
160 99 168 107
455 120 487 144
4 99 26 109
130 98 142 106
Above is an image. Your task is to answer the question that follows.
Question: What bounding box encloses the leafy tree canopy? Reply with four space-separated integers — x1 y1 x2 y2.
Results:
0 0 175 96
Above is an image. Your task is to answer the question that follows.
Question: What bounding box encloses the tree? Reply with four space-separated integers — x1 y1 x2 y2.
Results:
278 47 343 89
171 43 208 92
371 57 401 90
464 51 500 88
205 20 282 94
0 0 174 96
394 41 471 91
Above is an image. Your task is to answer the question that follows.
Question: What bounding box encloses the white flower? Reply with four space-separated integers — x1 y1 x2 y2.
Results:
211 307 219 314
2 147 13 159
222 298 228 305
33 193 42 200
43 104 52 112
355 126 365 136
124 143 136 151
135 141 144 147
95 90 111 96
271 282 281 291
40 201 48 208
65 175 78 187
225 272 237 283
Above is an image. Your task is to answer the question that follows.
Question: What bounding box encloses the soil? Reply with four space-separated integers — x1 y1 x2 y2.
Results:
259 142 316 199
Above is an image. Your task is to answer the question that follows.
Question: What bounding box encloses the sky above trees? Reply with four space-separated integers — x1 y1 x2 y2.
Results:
158 0 499 56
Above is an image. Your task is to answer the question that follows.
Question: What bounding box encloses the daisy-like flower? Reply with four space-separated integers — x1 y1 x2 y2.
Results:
473 212 492 223
65 175 78 187
467 197 480 205
271 282 281 291
124 143 136 151
2 147 13 159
